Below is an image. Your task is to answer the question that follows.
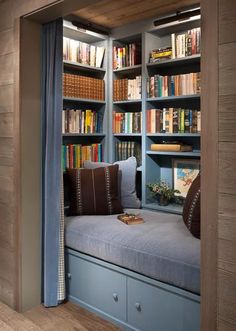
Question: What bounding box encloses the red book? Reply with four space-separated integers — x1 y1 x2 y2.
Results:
69 144 74 169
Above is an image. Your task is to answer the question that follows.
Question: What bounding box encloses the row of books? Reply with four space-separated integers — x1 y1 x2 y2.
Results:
115 141 142 166
147 108 201 134
146 73 200 98
63 37 105 68
113 76 141 101
171 28 201 59
62 144 102 170
113 112 142 134
63 73 105 101
62 109 103 134
113 43 141 69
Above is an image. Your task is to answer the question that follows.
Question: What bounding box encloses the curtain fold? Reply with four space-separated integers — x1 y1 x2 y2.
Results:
42 18 65 307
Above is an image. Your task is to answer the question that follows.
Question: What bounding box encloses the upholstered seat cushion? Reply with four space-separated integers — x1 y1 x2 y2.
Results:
65 209 200 294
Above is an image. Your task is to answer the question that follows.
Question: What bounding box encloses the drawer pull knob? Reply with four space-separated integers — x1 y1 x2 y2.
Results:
113 293 118 302
67 273 71 279
135 302 141 311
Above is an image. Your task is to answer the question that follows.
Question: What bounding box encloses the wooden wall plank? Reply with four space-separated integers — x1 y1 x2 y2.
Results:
219 142 236 194
0 84 13 114
0 113 13 138
218 193 236 242
0 138 14 166
0 0 14 32
0 277 14 308
219 112 236 142
218 319 236 331
0 54 14 85
201 0 218 330
0 28 14 56
218 269 236 325
218 239 236 273
219 0 236 45
219 43 236 96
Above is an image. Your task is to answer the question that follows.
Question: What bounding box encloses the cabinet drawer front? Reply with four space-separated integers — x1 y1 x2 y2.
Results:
127 278 200 331
67 253 126 320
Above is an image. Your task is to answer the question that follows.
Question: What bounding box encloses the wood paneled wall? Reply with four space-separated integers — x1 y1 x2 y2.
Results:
0 0 235 327
218 1 236 330
0 0 62 311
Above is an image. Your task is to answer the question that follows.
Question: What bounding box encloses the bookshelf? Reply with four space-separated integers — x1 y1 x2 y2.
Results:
62 15 201 214
143 18 201 214
62 21 108 169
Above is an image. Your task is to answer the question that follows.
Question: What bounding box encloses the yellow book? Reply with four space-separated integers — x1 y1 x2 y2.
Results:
150 143 192 152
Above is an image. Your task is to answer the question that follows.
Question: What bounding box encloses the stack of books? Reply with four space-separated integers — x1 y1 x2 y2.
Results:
115 141 141 166
63 37 105 68
146 73 200 98
62 143 102 171
149 47 172 63
113 76 141 101
113 112 142 134
63 73 105 100
62 109 103 134
150 142 193 152
113 43 141 69
146 108 201 134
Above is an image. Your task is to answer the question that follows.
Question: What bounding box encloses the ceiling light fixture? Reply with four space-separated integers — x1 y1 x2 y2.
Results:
153 8 200 27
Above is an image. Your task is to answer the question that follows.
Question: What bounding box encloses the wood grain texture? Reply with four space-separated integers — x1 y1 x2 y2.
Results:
0 28 14 56
219 0 236 45
0 138 14 166
218 269 236 326
219 193 236 242
218 239 236 274
0 54 14 85
219 112 236 142
219 142 236 195
73 0 199 28
218 319 236 331
0 302 42 330
0 84 13 113
0 113 13 138
201 0 218 330
23 302 121 331
219 42 236 96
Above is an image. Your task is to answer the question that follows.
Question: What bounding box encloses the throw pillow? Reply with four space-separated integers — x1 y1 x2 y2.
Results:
66 165 123 215
84 156 141 209
182 174 201 239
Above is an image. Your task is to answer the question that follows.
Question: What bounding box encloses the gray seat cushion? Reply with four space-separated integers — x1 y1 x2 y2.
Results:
65 209 200 294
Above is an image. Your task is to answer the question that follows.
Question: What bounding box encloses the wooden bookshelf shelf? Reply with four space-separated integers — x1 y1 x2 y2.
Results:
113 100 142 105
113 133 142 137
113 64 142 74
146 54 200 70
146 151 201 157
146 94 200 102
63 60 106 74
146 133 201 137
62 133 106 137
63 97 106 104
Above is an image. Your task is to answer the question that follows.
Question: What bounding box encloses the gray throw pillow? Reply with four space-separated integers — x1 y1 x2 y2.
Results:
84 156 141 209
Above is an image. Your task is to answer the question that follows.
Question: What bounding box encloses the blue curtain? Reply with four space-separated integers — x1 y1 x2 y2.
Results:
42 18 64 307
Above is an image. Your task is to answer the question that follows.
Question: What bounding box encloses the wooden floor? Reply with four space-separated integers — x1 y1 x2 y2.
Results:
0 302 122 330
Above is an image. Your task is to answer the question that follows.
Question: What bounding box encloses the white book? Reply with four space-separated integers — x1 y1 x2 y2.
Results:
171 33 176 59
96 46 105 68
69 39 78 62
63 37 69 61
90 45 96 67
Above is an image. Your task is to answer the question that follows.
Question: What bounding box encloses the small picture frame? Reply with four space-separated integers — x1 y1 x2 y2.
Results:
172 158 200 198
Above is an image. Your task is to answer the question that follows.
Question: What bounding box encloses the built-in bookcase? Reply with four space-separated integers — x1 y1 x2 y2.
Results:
62 14 201 214
62 20 109 169
142 17 201 214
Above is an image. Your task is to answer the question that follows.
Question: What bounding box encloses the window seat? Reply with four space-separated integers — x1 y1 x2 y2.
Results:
65 208 200 294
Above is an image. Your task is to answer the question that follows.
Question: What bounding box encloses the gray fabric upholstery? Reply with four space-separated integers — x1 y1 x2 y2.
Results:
65 209 200 294
84 157 141 208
